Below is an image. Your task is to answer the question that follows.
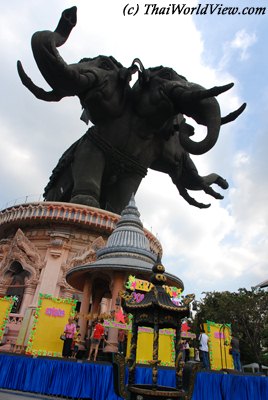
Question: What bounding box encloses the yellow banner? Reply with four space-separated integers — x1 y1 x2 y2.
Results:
126 328 175 367
205 321 234 370
26 294 77 357
0 297 14 343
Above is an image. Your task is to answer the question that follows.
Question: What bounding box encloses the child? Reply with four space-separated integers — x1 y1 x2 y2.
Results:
189 342 195 361
72 333 81 358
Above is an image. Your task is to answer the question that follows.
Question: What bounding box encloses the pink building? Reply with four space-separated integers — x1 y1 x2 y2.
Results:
0 199 170 351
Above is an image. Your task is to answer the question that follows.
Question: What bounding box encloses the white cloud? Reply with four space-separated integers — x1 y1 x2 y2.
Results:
219 29 257 68
230 30 257 61
0 0 267 300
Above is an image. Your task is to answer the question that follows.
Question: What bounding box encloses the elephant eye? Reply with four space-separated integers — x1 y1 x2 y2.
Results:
159 70 172 80
99 60 113 70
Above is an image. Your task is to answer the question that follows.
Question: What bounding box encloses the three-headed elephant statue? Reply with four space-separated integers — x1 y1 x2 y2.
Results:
17 6 246 214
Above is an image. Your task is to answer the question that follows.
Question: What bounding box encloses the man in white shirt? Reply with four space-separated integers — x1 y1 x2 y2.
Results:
199 329 210 370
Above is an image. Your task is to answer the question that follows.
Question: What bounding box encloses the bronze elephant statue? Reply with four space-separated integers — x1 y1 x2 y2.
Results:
17 6 246 214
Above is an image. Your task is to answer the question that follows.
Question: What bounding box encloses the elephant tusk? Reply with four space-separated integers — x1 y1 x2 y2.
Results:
17 61 64 102
189 83 234 101
221 102 247 125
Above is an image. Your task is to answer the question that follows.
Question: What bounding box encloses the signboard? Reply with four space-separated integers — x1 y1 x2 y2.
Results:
126 327 176 366
125 275 182 298
0 296 14 343
26 294 77 357
205 321 234 370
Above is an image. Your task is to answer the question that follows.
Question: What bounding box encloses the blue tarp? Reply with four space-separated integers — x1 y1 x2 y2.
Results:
0 355 267 400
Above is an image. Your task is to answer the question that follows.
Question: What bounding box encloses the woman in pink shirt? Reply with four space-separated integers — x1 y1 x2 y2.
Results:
62 317 76 358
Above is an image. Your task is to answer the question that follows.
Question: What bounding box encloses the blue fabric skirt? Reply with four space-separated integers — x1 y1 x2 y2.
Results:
0 355 267 400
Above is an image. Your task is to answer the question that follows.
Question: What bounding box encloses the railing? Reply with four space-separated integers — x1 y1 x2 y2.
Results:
0 201 162 254
0 201 118 235
1 194 43 210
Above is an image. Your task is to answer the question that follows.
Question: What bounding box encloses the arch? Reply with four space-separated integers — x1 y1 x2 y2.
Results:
5 261 31 313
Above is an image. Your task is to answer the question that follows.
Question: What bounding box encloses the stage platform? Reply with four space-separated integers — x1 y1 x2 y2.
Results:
0 354 267 399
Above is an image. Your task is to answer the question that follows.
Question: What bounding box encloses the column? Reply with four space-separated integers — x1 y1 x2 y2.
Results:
19 286 35 316
100 298 109 314
32 232 71 304
152 311 160 387
128 321 138 385
104 271 126 352
79 278 92 340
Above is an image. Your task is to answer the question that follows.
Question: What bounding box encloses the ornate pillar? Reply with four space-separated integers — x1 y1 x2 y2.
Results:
152 310 160 387
100 297 109 314
128 321 138 385
91 291 103 316
175 324 183 389
104 271 126 352
19 286 35 315
33 232 71 303
79 277 92 340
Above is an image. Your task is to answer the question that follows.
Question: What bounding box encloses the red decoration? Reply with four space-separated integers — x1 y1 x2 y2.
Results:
181 322 191 332
115 309 125 323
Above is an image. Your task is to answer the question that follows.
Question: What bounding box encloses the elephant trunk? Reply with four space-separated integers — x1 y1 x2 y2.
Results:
30 6 94 97
171 82 233 155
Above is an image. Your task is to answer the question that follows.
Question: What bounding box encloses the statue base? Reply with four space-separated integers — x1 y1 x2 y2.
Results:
128 384 186 399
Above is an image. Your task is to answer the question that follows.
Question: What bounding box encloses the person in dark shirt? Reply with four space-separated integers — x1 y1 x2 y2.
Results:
230 336 241 371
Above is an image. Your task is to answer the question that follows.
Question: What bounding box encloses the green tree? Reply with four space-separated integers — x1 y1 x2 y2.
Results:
192 288 268 367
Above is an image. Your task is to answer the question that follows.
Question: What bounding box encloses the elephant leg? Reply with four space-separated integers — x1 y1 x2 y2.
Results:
169 163 210 208
175 182 211 209
202 173 229 189
104 173 143 214
201 184 224 200
70 139 105 208
200 173 229 199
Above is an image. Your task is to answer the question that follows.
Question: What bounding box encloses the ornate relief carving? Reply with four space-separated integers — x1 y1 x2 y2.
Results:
67 236 105 269
57 274 76 297
0 229 44 286
0 239 10 262
49 231 72 258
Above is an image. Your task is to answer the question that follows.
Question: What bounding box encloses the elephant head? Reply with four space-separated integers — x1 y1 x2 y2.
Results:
17 6 137 124
132 63 246 155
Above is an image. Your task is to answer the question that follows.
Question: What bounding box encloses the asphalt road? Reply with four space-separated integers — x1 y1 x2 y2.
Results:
0 389 77 400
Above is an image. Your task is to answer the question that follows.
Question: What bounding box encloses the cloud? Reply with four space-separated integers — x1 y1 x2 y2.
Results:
0 1 267 301
220 29 257 69
230 30 257 61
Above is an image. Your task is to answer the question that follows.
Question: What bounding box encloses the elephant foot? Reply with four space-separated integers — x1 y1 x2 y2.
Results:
70 194 100 208
215 177 229 189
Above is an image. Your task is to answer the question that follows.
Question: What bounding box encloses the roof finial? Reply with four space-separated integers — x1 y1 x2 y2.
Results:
151 255 167 286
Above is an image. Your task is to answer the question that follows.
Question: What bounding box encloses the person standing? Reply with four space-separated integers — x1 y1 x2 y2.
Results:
230 336 241 371
118 329 127 355
199 329 210 370
62 317 76 358
189 341 195 361
184 340 190 362
88 318 104 361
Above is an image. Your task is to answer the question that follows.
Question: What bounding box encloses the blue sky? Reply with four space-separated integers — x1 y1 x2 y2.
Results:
0 0 267 299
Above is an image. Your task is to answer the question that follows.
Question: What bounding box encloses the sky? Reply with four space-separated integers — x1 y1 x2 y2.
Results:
0 0 267 300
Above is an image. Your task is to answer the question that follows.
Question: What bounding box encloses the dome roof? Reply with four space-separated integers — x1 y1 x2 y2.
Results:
96 194 155 264
66 196 184 291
